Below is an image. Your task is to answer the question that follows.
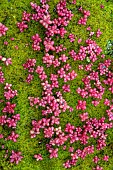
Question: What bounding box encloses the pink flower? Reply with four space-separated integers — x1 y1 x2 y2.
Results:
92 165 103 170
0 115 7 125
92 100 100 106
76 100 86 110
22 11 31 22
26 74 34 83
79 112 88 121
0 23 8 37
10 150 23 164
17 21 28 32
7 131 19 142
103 155 109 161
44 127 54 138
10 37 15 41
43 53 54 67
78 38 82 44
89 31 94 37
2 102 16 114
32 34 42 51
100 4 104 9
14 45 18 50
68 34 75 42
78 65 84 70
93 156 100 164
4 41 8 45
104 99 110 106
49 148 58 159
86 26 91 31
0 134 4 139
59 54 68 62
62 84 70 92
44 37 55 52
40 14 52 28
96 29 102 38
72 0 76 4
34 154 43 161
69 147 74 152
0 67 5 83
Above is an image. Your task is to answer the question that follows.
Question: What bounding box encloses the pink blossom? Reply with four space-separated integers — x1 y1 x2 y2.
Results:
76 100 86 110
79 112 88 121
0 67 5 83
86 26 91 31
26 74 34 83
69 147 74 153
49 148 58 159
14 45 18 50
10 37 15 41
96 29 102 38
4 41 8 45
32 33 42 51
72 0 76 4
40 14 52 28
59 54 68 62
89 31 94 37
7 131 19 142
78 65 84 70
53 59 60 68
103 155 109 161
62 84 70 92
100 4 104 9
17 21 28 32
68 34 75 42
0 23 8 37
104 99 110 106
55 44 66 53
63 64 71 71
10 150 23 164
93 156 100 164
43 53 54 67
78 38 82 44
0 134 4 139
34 154 43 161
92 165 103 170
92 100 100 106
22 11 31 22
44 37 55 52
44 127 54 138
2 102 16 114
0 115 7 125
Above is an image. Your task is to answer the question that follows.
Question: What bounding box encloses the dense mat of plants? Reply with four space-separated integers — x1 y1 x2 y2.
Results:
0 0 113 170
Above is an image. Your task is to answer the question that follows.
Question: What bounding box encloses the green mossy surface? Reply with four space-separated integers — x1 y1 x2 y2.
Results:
0 0 113 170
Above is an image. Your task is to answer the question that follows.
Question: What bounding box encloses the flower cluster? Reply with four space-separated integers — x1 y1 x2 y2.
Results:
17 21 28 32
76 100 86 110
68 33 75 42
0 55 22 164
77 71 105 102
78 7 90 25
10 150 23 164
0 55 12 66
0 23 8 37
23 58 36 83
0 66 5 83
32 33 42 51
4 83 18 100
96 29 102 38
69 39 102 62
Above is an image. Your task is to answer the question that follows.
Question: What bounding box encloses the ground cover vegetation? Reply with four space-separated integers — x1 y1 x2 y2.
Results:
0 0 113 170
